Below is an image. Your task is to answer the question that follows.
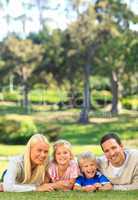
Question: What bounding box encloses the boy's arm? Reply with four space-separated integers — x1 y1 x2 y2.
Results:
97 182 112 190
74 184 96 192
73 184 82 191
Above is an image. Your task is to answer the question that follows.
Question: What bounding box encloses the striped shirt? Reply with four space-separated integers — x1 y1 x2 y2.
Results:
48 160 79 182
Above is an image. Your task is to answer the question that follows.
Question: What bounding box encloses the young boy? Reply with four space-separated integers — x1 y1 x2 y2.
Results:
73 151 112 192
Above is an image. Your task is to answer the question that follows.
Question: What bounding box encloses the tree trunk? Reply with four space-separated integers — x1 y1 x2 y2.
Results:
78 63 90 124
111 71 118 115
21 81 30 114
9 73 14 92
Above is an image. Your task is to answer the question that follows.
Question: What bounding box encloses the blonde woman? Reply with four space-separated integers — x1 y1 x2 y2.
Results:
3 134 54 192
48 139 80 191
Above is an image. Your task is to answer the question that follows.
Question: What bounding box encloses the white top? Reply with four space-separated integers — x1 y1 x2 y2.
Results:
3 155 36 192
109 152 129 177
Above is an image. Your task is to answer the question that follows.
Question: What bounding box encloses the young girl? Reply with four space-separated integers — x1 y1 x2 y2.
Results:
73 151 112 192
48 139 79 191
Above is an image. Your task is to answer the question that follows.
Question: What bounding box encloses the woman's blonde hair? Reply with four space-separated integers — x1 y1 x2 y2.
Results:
53 139 74 162
22 134 49 184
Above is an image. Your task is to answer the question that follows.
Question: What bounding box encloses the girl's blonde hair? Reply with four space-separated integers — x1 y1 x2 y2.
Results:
78 151 96 167
53 139 74 162
22 134 49 184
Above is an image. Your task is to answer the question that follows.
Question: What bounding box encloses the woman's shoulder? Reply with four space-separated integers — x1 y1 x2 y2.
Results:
9 155 24 165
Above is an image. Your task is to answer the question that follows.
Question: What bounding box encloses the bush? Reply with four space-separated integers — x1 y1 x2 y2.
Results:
3 91 21 102
92 90 112 105
29 89 67 104
0 116 60 144
122 97 138 110
36 122 60 142
0 117 37 144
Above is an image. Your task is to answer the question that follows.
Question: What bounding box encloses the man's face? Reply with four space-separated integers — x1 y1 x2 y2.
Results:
101 138 125 167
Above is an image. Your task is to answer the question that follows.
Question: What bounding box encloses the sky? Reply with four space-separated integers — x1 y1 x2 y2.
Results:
0 0 68 39
0 0 138 40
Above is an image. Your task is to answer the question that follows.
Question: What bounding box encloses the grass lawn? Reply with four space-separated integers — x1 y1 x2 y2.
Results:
0 191 138 200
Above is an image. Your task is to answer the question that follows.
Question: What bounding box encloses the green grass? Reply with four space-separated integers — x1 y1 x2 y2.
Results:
0 191 138 200
0 144 25 156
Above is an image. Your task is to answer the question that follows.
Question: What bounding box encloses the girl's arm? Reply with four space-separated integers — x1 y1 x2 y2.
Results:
73 184 83 191
51 178 76 191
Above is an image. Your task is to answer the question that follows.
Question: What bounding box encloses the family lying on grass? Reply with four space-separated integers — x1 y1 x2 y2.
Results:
0 132 138 192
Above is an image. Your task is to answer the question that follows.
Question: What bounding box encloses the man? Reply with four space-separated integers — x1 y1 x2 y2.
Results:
97 132 138 190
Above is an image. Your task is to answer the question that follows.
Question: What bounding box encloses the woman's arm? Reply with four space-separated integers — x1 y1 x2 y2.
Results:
3 157 36 192
0 183 3 192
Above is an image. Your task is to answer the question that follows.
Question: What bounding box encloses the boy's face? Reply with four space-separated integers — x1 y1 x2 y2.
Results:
80 159 97 178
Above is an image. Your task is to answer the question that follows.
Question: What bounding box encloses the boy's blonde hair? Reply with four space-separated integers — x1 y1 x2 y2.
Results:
78 151 96 167
53 139 74 162
22 134 49 184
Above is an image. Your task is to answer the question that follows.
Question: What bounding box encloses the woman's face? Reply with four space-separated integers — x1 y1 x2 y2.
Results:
30 140 49 167
55 145 71 166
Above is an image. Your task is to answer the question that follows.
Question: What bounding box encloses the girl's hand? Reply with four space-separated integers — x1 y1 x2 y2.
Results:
36 183 55 192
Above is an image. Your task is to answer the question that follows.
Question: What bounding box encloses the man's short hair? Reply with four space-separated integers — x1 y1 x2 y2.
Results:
100 133 122 147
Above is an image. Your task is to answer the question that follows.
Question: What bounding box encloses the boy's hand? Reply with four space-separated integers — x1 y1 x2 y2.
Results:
94 183 102 190
82 185 96 192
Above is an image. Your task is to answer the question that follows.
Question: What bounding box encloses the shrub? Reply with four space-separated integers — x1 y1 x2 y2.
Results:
3 91 21 102
92 90 112 105
0 117 37 144
0 116 60 144
122 97 138 110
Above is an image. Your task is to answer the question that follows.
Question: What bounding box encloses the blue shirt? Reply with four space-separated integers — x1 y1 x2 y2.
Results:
75 171 110 187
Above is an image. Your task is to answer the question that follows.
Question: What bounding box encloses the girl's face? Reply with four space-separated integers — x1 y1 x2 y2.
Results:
55 145 71 166
80 159 97 178
30 141 49 167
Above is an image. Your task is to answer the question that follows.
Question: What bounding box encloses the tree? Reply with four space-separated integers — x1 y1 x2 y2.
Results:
64 0 110 123
0 36 44 113
94 0 138 114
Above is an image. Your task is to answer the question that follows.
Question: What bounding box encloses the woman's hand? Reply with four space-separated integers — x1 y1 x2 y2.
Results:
0 183 3 192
